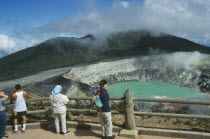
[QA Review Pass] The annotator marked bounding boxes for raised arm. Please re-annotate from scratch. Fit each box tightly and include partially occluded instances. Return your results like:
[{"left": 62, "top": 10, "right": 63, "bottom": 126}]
[{"left": 0, "top": 92, "right": 8, "bottom": 101}]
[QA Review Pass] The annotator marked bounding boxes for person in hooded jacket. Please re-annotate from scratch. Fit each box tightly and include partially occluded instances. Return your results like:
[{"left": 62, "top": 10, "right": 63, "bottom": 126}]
[{"left": 49, "top": 85, "right": 70, "bottom": 135}]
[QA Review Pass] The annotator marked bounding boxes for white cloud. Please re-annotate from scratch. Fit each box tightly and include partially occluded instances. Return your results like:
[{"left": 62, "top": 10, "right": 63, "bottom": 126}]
[
  {"left": 202, "top": 33, "right": 210, "bottom": 44},
  {"left": 113, "top": 1, "right": 130, "bottom": 8},
  {"left": 0, "top": 34, "right": 41, "bottom": 57},
  {"left": 2, "top": 0, "right": 210, "bottom": 57},
  {"left": 0, "top": 34, "right": 17, "bottom": 55},
  {"left": 121, "top": 1, "right": 129, "bottom": 8},
  {"left": 37, "top": 0, "right": 210, "bottom": 44}
]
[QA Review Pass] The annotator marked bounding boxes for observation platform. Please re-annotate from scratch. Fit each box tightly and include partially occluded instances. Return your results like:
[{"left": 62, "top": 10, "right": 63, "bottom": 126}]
[
  {"left": 5, "top": 121, "right": 191, "bottom": 139},
  {"left": 6, "top": 128, "right": 184, "bottom": 139}
]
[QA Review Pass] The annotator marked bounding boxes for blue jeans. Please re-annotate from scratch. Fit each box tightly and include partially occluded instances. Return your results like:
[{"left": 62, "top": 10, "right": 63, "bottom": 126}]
[{"left": 0, "top": 111, "right": 6, "bottom": 137}]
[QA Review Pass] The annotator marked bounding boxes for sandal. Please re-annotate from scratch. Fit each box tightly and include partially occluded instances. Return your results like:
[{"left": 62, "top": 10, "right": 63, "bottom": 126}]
[
  {"left": 12, "top": 131, "right": 19, "bottom": 134},
  {"left": 21, "top": 130, "right": 26, "bottom": 134}
]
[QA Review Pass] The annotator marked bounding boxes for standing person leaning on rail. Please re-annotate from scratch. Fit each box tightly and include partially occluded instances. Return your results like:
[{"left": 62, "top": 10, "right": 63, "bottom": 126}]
[
  {"left": 97, "top": 80, "right": 115, "bottom": 139},
  {"left": 10, "top": 84, "right": 30, "bottom": 134},
  {"left": 0, "top": 92, "right": 8, "bottom": 139},
  {"left": 49, "top": 85, "right": 70, "bottom": 135}
]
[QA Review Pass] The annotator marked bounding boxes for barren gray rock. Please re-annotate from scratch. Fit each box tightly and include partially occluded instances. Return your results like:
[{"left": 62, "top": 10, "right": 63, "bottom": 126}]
[{"left": 1, "top": 52, "right": 210, "bottom": 98}]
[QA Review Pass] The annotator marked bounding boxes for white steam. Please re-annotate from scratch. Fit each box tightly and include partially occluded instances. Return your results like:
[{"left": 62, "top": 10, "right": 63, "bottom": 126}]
[{"left": 165, "top": 51, "right": 207, "bottom": 70}]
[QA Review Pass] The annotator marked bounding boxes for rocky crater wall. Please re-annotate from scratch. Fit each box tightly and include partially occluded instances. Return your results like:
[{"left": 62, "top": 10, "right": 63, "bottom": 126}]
[
  {"left": 1, "top": 52, "right": 210, "bottom": 97},
  {"left": 63, "top": 52, "right": 210, "bottom": 91}
]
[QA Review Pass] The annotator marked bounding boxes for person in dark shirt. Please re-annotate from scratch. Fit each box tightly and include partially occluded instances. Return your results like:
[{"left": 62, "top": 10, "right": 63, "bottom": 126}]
[{"left": 98, "top": 80, "right": 115, "bottom": 139}]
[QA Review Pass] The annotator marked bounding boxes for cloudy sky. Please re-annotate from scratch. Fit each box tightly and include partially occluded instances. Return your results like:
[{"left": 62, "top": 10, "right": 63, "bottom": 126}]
[{"left": 1, "top": 0, "right": 210, "bottom": 57}]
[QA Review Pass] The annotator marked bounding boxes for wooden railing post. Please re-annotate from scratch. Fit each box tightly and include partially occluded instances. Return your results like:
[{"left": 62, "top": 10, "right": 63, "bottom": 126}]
[{"left": 124, "top": 89, "right": 136, "bottom": 130}]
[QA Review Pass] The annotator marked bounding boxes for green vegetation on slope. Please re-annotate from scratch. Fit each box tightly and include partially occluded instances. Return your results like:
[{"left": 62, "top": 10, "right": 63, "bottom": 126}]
[{"left": 0, "top": 38, "right": 101, "bottom": 80}]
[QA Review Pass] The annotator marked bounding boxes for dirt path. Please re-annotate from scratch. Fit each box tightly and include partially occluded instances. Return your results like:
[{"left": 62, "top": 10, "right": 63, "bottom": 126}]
[{"left": 6, "top": 128, "right": 185, "bottom": 139}]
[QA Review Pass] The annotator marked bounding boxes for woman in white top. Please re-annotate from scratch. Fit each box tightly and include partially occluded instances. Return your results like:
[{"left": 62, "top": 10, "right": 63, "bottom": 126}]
[{"left": 49, "top": 85, "right": 70, "bottom": 135}]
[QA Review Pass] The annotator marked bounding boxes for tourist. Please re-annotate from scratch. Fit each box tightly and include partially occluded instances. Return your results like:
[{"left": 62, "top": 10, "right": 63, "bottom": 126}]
[
  {"left": 97, "top": 80, "right": 115, "bottom": 139},
  {"left": 49, "top": 85, "right": 70, "bottom": 135},
  {"left": 0, "top": 91, "right": 8, "bottom": 139},
  {"left": 10, "top": 84, "right": 30, "bottom": 134}
]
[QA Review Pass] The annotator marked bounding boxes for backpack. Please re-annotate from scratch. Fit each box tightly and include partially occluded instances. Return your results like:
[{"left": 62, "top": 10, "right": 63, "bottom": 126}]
[{"left": 91, "top": 91, "right": 106, "bottom": 110}]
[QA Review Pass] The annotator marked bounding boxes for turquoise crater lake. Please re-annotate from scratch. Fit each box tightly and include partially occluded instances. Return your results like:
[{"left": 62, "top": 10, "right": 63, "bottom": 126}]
[{"left": 108, "top": 81, "right": 207, "bottom": 100}]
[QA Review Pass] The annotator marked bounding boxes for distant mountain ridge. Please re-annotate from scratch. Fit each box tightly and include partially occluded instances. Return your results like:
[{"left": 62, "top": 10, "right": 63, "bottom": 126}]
[{"left": 0, "top": 30, "right": 210, "bottom": 81}]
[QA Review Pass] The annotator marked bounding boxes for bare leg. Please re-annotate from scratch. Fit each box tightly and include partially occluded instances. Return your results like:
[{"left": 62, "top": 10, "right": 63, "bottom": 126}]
[
  {"left": 21, "top": 116, "right": 27, "bottom": 132},
  {"left": 22, "top": 116, "right": 27, "bottom": 124},
  {"left": 14, "top": 119, "right": 18, "bottom": 125},
  {"left": 14, "top": 119, "right": 19, "bottom": 133}
]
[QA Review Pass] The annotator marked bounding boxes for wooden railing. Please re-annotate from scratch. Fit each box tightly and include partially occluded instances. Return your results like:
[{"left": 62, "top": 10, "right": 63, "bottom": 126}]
[{"left": 5, "top": 89, "right": 210, "bottom": 130}]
